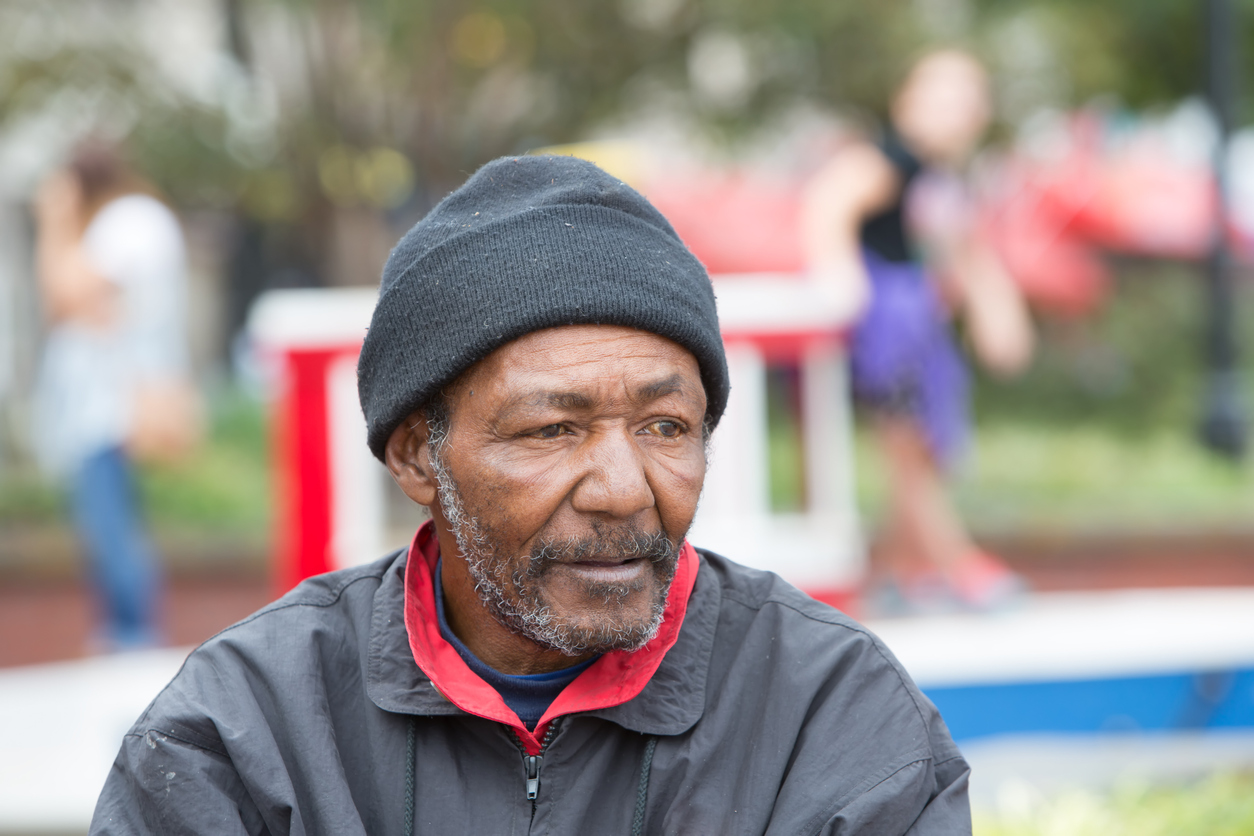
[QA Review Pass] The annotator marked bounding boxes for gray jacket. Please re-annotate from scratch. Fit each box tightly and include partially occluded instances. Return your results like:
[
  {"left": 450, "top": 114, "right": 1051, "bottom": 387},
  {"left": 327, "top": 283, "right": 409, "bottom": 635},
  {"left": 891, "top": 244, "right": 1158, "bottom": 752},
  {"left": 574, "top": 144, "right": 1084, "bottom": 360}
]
[{"left": 91, "top": 549, "right": 970, "bottom": 835}]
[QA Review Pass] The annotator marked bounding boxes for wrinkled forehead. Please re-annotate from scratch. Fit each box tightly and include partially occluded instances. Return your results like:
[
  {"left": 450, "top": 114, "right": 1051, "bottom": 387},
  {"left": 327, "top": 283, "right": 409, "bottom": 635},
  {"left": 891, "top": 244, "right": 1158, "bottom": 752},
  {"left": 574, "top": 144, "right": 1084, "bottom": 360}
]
[{"left": 445, "top": 324, "right": 706, "bottom": 408}]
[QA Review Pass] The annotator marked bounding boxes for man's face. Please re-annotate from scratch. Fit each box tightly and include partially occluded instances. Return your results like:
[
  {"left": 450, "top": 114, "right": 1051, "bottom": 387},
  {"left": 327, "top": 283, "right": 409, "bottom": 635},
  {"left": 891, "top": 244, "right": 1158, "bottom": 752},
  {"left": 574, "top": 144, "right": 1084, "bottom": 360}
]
[{"left": 426, "top": 325, "right": 708, "bottom": 656}]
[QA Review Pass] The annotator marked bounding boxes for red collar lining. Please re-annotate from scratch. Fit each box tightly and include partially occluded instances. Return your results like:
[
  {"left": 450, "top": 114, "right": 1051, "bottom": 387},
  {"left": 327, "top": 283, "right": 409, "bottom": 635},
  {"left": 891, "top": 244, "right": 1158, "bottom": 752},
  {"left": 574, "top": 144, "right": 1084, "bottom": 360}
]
[{"left": 402, "top": 521, "right": 698, "bottom": 754}]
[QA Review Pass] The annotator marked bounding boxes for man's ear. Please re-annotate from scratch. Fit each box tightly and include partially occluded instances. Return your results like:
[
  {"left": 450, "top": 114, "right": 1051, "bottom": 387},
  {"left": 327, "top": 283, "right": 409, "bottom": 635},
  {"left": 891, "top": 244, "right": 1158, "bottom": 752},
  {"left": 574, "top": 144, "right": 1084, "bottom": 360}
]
[{"left": 384, "top": 409, "right": 439, "bottom": 508}]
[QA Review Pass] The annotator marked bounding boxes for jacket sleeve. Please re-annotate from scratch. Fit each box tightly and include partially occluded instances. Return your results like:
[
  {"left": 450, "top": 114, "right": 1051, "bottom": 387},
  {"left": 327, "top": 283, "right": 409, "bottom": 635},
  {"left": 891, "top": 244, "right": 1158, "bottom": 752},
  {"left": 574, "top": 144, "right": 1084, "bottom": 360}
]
[
  {"left": 904, "top": 755, "right": 971, "bottom": 835},
  {"left": 811, "top": 754, "right": 971, "bottom": 835},
  {"left": 90, "top": 728, "right": 269, "bottom": 835},
  {"left": 761, "top": 619, "right": 973, "bottom": 836}
]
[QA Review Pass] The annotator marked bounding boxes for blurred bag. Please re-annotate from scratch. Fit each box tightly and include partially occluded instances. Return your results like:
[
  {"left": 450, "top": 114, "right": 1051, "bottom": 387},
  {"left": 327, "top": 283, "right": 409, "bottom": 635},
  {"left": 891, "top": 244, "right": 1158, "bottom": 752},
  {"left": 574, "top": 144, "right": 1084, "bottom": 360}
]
[{"left": 126, "top": 378, "right": 204, "bottom": 464}]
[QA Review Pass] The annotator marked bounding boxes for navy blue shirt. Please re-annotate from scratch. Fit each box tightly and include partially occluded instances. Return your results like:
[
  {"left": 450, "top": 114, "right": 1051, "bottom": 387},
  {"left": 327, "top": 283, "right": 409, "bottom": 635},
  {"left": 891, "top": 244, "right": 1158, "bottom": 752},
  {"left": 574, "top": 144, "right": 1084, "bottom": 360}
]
[
  {"left": 434, "top": 561, "right": 598, "bottom": 730},
  {"left": 859, "top": 131, "right": 926, "bottom": 264}
]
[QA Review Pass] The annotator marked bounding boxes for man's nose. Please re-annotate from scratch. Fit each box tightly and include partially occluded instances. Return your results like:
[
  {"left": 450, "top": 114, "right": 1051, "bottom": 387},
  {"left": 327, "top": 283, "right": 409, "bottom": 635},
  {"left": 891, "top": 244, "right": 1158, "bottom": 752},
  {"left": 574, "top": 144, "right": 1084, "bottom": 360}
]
[{"left": 568, "top": 428, "right": 655, "bottom": 519}]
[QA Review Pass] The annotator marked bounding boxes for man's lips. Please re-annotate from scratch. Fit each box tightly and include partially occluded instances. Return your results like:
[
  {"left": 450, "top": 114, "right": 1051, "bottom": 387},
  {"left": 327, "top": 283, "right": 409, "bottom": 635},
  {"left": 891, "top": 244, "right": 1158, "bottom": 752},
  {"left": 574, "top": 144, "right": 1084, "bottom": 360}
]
[
  {"left": 556, "top": 557, "right": 648, "bottom": 582},
  {"left": 565, "top": 556, "right": 641, "bottom": 567}
]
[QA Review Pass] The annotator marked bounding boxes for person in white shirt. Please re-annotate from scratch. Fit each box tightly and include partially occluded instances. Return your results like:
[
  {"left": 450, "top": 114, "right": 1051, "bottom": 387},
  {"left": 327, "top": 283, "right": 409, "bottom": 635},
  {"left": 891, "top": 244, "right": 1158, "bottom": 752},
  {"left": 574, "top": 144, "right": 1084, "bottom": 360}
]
[{"left": 33, "top": 141, "right": 194, "bottom": 650}]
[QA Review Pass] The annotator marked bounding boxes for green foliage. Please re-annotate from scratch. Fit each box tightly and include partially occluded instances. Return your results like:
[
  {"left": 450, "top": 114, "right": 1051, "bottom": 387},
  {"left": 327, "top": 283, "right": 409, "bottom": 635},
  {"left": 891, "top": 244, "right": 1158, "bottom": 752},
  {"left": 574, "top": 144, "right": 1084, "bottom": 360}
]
[
  {"left": 6, "top": 0, "right": 1249, "bottom": 221},
  {"left": 136, "top": 389, "right": 272, "bottom": 536},
  {"left": 951, "top": 422, "right": 1254, "bottom": 535},
  {"left": 0, "top": 463, "right": 64, "bottom": 524},
  {"left": 972, "top": 263, "right": 1254, "bottom": 436},
  {"left": 128, "top": 105, "right": 248, "bottom": 211},
  {"left": 245, "top": 0, "right": 906, "bottom": 176},
  {"left": 847, "top": 416, "right": 1254, "bottom": 538},
  {"left": 973, "top": 0, "right": 1254, "bottom": 121},
  {"left": 930, "top": 264, "right": 1254, "bottom": 533},
  {"left": 974, "top": 773, "right": 1254, "bottom": 836},
  {"left": 0, "top": 388, "right": 272, "bottom": 535}
]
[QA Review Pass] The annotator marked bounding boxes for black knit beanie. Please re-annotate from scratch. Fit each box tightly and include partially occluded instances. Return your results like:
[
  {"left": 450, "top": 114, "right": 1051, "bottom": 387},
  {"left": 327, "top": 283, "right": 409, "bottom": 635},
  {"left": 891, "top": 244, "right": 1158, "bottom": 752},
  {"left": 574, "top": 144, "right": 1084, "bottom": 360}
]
[{"left": 357, "top": 154, "right": 729, "bottom": 461}]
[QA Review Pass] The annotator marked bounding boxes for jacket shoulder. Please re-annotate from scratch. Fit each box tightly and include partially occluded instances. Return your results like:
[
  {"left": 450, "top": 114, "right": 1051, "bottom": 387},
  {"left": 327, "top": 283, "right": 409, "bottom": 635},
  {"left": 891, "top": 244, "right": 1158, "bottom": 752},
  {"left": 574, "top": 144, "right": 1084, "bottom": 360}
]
[
  {"left": 696, "top": 547, "right": 863, "bottom": 629},
  {"left": 695, "top": 548, "right": 905, "bottom": 685},
  {"left": 183, "top": 548, "right": 406, "bottom": 671},
  {"left": 127, "top": 551, "right": 406, "bottom": 740},
  {"left": 242, "top": 550, "right": 401, "bottom": 617},
  {"left": 694, "top": 548, "right": 959, "bottom": 750}
]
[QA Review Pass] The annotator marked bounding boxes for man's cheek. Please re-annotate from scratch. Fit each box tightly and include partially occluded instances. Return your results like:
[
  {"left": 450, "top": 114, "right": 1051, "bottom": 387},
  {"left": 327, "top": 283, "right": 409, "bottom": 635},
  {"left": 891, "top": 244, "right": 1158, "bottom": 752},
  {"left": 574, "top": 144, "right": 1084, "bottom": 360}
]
[
  {"left": 479, "top": 461, "right": 565, "bottom": 516},
  {"left": 658, "top": 447, "right": 707, "bottom": 489}
]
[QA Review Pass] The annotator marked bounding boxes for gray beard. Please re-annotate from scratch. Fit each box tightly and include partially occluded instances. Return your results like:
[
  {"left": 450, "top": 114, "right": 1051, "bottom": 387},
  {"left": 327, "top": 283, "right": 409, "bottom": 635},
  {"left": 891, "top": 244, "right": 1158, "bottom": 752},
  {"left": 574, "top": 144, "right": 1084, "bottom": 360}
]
[{"left": 428, "top": 443, "right": 678, "bottom": 657}]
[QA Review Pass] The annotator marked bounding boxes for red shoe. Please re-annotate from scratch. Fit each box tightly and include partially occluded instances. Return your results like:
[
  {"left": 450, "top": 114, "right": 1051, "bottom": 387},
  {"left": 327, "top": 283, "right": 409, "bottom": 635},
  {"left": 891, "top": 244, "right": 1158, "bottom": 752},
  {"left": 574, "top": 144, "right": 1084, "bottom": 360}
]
[
  {"left": 948, "top": 550, "right": 1027, "bottom": 611},
  {"left": 863, "top": 570, "right": 961, "bottom": 617}
]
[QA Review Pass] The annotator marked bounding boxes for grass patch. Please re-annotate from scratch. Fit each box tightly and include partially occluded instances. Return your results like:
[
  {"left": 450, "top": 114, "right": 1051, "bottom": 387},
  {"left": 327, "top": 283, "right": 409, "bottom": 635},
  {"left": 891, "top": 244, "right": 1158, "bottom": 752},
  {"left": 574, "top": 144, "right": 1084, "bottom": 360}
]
[
  {"left": 974, "top": 773, "right": 1254, "bottom": 836},
  {"left": 0, "top": 466, "right": 65, "bottom": 523},
  {"left": 772, "top": 409, "right": 1253, "bottom": 539},
  {"left": 953, "top": 423, "right": 1254, "bottom": 536},
  {"left": 0, "top": 387, "right": 273, "bottom": 537}
]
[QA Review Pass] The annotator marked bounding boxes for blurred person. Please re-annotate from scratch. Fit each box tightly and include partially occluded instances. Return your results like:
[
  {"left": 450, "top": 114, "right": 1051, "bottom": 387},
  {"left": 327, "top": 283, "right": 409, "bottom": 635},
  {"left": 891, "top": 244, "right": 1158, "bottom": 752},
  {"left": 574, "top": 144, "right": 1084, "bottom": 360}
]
[
  {"left": 92, "top": 155, "right": 970, "bottom": 834},
  {"left": 803, "top": 49, "right": 1035, "bottom": 612},
  {"left": 32, "top": 141, "right": 197, "bottom": 651}
]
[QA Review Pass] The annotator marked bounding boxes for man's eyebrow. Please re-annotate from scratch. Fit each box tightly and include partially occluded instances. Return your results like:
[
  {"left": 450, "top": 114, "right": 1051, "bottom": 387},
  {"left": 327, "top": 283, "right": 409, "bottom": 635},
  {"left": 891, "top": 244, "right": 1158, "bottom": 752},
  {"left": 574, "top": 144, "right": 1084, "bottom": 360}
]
[
  {"left": 544, "top": 391, "right": 594, "bottom": 410},
  {"left": 633, "top": 373, "right": 692, "bottom": 402},
  {"left": 497, "top": 374, "right": 697, "bottom": 418},
  {"left": 495, "top": 390, "right": 593, "bottom": 419}
]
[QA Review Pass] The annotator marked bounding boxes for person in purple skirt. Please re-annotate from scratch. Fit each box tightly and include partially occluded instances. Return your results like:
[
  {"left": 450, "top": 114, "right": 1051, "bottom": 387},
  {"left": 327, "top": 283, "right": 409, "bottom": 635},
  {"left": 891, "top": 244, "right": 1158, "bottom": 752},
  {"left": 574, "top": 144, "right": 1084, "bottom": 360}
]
[{"left": 804, "top": 49, "right": 1035, "bottom": 611}]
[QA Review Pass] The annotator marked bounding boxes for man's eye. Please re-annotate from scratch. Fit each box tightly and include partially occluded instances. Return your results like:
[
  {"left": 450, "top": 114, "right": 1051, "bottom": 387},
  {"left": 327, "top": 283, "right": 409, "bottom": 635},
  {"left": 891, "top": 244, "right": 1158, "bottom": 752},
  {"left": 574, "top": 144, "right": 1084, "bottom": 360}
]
[
  {"left": 645, "top": 420, "right": 683, "bottom": 438},
  {"left": 534, "top": 424, "right": 565, "bottom": 439}
]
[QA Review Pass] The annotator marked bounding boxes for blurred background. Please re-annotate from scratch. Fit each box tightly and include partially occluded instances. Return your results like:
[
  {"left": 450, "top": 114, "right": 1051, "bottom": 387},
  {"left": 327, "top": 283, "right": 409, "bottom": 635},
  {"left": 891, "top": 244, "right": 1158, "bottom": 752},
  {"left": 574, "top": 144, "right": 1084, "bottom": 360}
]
[{"left": 1, "top": 0, "right": 1253, "bottom": 833}]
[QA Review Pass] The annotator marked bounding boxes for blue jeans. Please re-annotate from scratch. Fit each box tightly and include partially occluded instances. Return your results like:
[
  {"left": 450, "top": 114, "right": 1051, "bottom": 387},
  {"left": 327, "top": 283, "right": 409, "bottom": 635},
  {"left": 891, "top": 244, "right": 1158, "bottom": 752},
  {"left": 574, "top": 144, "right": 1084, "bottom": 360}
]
[{"left": 70, "top": 446, "right": 162, "bottom": 648}]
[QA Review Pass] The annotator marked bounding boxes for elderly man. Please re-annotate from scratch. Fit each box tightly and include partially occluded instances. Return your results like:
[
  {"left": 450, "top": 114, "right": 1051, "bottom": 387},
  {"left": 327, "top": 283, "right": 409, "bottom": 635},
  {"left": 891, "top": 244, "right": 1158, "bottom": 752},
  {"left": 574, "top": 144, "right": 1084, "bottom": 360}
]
[{"left": 92, "top": 156, "right": 970, "bottom": 835}]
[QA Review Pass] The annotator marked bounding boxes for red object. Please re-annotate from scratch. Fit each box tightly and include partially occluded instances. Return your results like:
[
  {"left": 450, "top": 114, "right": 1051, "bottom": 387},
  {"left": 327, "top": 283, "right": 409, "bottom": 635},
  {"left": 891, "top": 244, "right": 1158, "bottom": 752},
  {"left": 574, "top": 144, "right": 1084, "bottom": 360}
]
[
  {"left": 983, "top": 165, "right": 1111, "bottom": 317},
  {"left": 641, "top": 115, "right": 1253, "bottom": 322},
  {"left": 273, "top": 346, "right": 359, "bottom": 594},
  {"left": 402, "top": 522, "right": 699, "bottom": 755},
  {"left": 806, "top": 587, "right": 862, "bottom": 619},
  {"left": 721, "top": 329, "right": 846, "bottom": 363},
  {"left": 1074, "top": 145, "right": 1216, "bottom": 259},
  {"left": 644, "top": 172, "right": 806, "bottom": 274},
  {"left": 646, "top": 162, "right": 1116, "bottom": 318}
]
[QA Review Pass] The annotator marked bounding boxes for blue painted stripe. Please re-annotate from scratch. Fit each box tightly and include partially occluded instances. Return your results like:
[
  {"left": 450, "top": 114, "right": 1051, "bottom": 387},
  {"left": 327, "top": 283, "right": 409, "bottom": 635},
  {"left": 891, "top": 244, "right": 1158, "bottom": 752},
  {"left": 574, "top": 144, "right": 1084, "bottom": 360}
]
[{"left": 922, "top": 668, "right": 1254, "bottom": 742}]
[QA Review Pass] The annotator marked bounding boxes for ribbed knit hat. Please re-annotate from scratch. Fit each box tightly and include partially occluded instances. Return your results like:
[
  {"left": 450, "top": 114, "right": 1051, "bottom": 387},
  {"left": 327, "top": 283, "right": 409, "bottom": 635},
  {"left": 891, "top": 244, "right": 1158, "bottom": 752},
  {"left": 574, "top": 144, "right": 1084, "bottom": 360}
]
[{"left": 357, "top": 154, "right": 729, "bottom": 461}]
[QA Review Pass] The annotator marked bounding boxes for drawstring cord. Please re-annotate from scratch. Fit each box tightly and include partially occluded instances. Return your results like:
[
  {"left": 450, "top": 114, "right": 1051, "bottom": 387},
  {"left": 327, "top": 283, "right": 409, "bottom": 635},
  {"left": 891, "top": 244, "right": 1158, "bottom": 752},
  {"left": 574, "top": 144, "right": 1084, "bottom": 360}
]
[
  {"left": 404, "top": 716, "right": 416, "bottom": 834},
  {"left": 630, "top": 735, "right": 658, "bottom": 836}
]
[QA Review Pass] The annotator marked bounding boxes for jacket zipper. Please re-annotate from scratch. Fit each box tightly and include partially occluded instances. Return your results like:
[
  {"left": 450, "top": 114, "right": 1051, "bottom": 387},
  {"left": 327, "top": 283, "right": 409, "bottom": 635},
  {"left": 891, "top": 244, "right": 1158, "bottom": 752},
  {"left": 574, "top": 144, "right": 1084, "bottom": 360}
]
[
  {"left": 524, "top": 752, "right": 542, "bottom": 801},
  {"left": 514, "top": 721, "right": 560, "bottom": 814}
]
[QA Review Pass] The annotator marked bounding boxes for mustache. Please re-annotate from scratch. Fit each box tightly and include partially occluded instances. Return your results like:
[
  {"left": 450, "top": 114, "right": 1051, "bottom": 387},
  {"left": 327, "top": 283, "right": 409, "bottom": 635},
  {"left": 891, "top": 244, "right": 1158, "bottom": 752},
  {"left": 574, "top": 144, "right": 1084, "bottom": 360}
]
[{"left": 524, "top": 527, "right": 678, "bottom": 575}]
